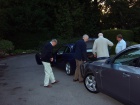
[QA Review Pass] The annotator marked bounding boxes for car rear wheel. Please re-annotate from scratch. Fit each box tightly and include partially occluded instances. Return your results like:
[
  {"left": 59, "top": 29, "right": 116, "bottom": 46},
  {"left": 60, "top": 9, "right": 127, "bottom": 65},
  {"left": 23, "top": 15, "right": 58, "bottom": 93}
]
[
  {"left": 84, "top": 74, "right": 99, "bottom": 93},
  {"left": 65, "top": 63, "right": 73, "bottom": 75}
]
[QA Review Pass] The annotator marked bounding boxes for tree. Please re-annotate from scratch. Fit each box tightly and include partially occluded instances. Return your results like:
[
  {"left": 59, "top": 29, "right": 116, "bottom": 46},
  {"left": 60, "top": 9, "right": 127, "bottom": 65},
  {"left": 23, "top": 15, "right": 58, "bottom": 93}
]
[
  {"left": 0, "top": 0, "right": 139, "bottom": 49},
  {"left": 80, "top": 0, "right": 103, "bottom": 36},
  {"left": 101, "top": 0, "right": 140, "bottom": 29}
]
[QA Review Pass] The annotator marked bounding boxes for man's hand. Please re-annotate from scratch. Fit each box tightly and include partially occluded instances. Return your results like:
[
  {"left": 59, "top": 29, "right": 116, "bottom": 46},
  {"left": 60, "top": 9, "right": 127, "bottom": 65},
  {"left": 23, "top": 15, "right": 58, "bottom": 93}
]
[
  {"left": 50, "top": 58, "right": 53, "bottom": 62},
  {"left": 94, "top": 54, "right": 97, "bottom": 58}
]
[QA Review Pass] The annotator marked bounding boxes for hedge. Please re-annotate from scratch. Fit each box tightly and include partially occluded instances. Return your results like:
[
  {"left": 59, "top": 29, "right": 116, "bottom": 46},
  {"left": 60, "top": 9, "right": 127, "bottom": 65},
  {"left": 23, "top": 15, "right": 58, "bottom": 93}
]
[
  {"left": 133, "top": 27, "right": 140, "bottom": 44},
  {"left": 11, "top": 32, "right": 52, "bottom": 50},
  {"left": 0, "top": 39, "right": 14, "bottom": 55},
  {"left": 102, "top": 29, "right": 134, "bottom": 44}
]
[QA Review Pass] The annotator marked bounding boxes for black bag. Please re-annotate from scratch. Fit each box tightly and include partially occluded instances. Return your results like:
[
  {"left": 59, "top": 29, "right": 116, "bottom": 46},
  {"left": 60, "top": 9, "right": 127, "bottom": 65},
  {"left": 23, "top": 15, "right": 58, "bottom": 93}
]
[{"left": 35, "top": 53, "right": 42, "bottom": 65}]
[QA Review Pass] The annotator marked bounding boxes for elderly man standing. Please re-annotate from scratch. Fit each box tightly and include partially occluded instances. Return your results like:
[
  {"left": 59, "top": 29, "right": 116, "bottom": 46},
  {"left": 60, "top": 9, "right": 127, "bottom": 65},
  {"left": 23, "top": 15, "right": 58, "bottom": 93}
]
[
  {"left": 41, "top": 39, "right": 59, "bottom": 88},
  {"left": 115, "top": 34, "right": 126, "bottom": 54},
  {"left": 92, "top": 33, "right": 114, "bottom": 60},
  {"left": 73, "top": 34, "right": 89, "bottom": 83}
]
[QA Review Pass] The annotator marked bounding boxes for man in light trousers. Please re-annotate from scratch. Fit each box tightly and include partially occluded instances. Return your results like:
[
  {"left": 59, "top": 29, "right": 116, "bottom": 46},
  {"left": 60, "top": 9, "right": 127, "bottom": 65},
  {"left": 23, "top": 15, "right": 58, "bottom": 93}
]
[{"left": 41, "top": 39, "right": 59, "bottom": 88}]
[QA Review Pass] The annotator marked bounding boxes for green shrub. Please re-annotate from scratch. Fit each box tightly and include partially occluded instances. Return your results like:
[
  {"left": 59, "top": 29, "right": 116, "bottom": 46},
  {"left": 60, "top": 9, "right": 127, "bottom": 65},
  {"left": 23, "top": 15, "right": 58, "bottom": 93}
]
[
  {"left": 9, "top": 32, "right": 51, "bottom": 50},
  {"left": 126, "top": 41, "right": 138, "bottom": 47},
  {"left": 102, "top": 29, "right": 134, "bottom": 44},
  {"left": 109, "top": 46, "right": 116, "bottom": 55},
  {"left": 0, "top": 40, "right": 14, "bottom": 55},
  {"left": 133, "top": 27, "right": 140, "bottom": 44},
  {"left": 12, "top": 49, "right": 24, "bottom": 54}
]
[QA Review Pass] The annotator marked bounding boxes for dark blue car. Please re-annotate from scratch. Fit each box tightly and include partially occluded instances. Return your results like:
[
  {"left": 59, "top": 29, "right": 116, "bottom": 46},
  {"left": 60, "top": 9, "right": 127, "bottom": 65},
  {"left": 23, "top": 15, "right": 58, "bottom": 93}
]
[{"left": 53, "top": 39, "right": 96, "bottom": 75}]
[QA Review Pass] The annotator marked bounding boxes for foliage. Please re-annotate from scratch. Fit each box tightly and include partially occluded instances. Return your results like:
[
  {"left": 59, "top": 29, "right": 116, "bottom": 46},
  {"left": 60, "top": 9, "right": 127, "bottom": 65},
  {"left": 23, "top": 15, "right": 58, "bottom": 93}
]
[
  {"left": 56, "top": 36, "right": 80, "bottom": 47},
  {"left": 0, "top": 0, "right": 56, "bottom": 49},
  {"left": 101, "top": 0, "right": 140, "bottom": 29},
  {"left": 133, "top": 27, "right": 140, "bottom": 43},
  {"left": 102, "top": 29, "right": 134, "bottom": 44},
  {"left": 109, "top": 46, "right": 116, "bottom": 55},
  {"left": 54, "top": 0, "right": 82, "bottom": 38},
  {"left": 13, "top": 32, "right": 52, "bottom": 50},
  {"left": 0, "top": 39, "right": 14, "bottom": 55},
  {"left": 0, "top": 0, "right": 139, "bottom": 49},
  {"left": 126, "top": 41, "right": 138, "bottom": 47}
]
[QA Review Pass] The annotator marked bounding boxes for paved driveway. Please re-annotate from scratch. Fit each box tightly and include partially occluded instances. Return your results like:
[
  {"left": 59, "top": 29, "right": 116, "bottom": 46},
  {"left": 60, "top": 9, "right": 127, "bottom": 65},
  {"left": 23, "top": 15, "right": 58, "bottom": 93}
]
[{"left": 0, "top": 54, "right": 123, "bottom": 105}]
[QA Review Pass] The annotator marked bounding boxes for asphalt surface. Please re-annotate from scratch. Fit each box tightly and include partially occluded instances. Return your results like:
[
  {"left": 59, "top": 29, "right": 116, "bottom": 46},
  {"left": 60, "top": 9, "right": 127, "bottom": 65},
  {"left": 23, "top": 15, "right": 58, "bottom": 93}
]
[{"left": 0, "top": 54, "right": 123, "bottom": 105}]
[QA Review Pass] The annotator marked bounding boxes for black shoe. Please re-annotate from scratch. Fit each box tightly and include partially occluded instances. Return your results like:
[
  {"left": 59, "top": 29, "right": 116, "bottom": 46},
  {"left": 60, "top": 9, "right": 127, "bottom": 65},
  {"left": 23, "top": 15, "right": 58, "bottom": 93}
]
[
  {"left": 44, "top": 85, "right": 52, "bottom": 88},
  {"left": 73, "top": 79, "right": 78, "bottom": 82},
  {"left": 51, "top": 80, "right": 59, "bottom": 84},
  {"left": 79, "top": 81, "right": 83, "bottom": 83}
]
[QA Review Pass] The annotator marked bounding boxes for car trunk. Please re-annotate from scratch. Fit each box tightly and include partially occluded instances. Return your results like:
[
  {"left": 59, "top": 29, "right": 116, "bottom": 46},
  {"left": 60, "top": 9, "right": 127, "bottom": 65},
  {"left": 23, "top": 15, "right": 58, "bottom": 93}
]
[{"left": 86, "top": 39, "right": 97, "bottom": 61}]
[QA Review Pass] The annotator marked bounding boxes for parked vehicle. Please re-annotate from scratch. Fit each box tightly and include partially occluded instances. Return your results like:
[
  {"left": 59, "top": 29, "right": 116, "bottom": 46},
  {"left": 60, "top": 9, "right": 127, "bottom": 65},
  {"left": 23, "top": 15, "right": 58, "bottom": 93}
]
[
  {"left": 80, "top": 44, "right": 140, "bottom": 105},
  {"left": 53, "top": 38, "right": 96, "bottom": 75}
]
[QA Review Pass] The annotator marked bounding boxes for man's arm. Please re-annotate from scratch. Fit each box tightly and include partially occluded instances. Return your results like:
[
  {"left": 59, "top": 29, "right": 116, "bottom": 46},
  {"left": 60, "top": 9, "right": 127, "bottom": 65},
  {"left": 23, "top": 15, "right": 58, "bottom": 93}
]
[
  {"left": 81, "top": 42, "right": 87, "bottom": 62},
  {"left": 107, "top": 39, "right": 114, "bottom": 46},
  {"left": 92, "top": 41, "right": 97, "bottom": 55}
]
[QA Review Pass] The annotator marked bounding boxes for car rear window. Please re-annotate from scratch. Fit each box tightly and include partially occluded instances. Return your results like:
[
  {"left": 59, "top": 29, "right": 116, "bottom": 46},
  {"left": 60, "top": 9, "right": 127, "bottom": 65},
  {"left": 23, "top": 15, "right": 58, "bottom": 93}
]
[{"left": 86, "top": 40, "right": 94, "bottom": 49}]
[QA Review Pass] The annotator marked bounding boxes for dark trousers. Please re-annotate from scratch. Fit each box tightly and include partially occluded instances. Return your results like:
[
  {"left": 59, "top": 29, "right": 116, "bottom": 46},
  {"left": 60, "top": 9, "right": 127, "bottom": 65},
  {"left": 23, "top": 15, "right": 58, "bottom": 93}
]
[{"left": 74, "top": 59, "right": 83, "bottom": 82}]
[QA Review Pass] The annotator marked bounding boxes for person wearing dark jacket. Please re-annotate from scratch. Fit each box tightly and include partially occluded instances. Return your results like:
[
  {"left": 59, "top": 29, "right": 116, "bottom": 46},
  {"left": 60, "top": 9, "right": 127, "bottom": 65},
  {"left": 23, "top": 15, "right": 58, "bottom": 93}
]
[
  {"left": 73, "top": 34, "right": 89, "bottom": 82},
  {"left": 41, "top": 39, "right": 59, "bottom": 88}
]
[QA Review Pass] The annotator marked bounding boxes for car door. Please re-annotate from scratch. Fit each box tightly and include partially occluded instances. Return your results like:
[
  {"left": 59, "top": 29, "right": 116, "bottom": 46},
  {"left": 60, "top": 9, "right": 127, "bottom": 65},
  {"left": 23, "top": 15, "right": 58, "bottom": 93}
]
[
  {"left": 55, "top": 46, "right": 67, "bottom": 66},
  {"left": 101, "top": 63, "right": 130, "bottom": 103},
  {"left": 62, "top": 46, "right": 73, "bottom": 60},
  {"left": 101, "top": 48, "right": 140, "bottom": 103},
  {"left": 128, "top": 49, "right": 140, "bottom": 105},
  {"left": 62, "top": 46, "right": 75, "bottom": 65},
  {"left": 130, "top": 67, "right": 140, "bottom": 105}
]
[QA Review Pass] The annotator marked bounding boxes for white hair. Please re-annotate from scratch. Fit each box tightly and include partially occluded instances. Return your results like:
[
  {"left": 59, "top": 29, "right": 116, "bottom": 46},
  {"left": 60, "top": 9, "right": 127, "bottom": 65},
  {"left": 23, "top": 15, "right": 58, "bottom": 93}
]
[
  {"left": 51, "top": 39, "right": 57, "bottom": 43},
  {"left": 83, "top": 34, "right": 89, "bottom": 39},
  {"left": 98, "top": 33, "right": 103, "bottom": 37}
]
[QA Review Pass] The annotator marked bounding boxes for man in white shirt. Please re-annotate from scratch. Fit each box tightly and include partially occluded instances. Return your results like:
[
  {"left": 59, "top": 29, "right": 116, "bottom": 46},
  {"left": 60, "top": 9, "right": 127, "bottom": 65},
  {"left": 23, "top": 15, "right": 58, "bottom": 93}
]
[
  {"left": 92, "top": 33, "right": 114, "bottom": 59},
  {"left": 115, "top": 34, "right": 126, "bottom": 54}
]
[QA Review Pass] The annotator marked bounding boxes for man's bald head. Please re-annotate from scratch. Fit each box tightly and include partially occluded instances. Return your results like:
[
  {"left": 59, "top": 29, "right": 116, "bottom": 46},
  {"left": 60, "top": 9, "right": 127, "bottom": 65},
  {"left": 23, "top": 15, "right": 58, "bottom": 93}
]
[
  {"left": 83, "top": 34, "right": 89, "bottom": 42},
  {"left": 98, "top": 33, "right": 103, "bottom": 37}
]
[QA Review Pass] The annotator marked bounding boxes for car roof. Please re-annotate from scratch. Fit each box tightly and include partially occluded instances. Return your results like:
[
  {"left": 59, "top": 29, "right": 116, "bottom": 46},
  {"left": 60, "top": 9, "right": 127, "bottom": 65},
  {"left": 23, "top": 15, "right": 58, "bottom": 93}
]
[
  {"left": 63, "top": 38, "right": 97, "bottom": 47},
  {"left": 64, "top": 43, "right": 75, "bottom": 47},
  {"left": 126, "top": 44, "right": 140, "bottom": 49},
  {"left": 88, "top": 38, "right": 97, "bottom": 41},
  {"left": 64, "top": 40, "right": 140, "bottom": 50}
]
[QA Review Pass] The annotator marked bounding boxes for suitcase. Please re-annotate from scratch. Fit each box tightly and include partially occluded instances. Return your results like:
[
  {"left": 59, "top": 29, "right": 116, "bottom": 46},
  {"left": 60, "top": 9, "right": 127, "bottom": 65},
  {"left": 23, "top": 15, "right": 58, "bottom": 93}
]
[{"left": 35, "top": 53, "right": 42, "bottom": 65}]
